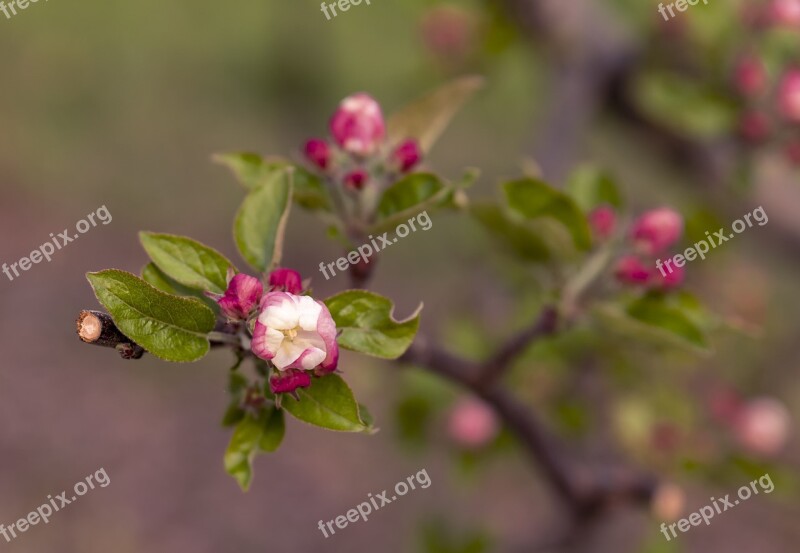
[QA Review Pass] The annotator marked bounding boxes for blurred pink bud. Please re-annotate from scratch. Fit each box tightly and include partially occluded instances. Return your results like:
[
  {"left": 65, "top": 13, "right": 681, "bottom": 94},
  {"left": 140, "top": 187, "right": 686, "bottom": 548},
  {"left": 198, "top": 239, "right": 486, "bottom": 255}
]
[
  {"left": 390, "top": 139, "right": 423, "bottom": 173},
  {"left": 708, "top": 386, "right": 743, "bottom": 424},
  {"left": 447, "top": 398, "right": 499, "bottom": 449},
  {"left": 784, "top": 140, "right": 800, "bottom": 165},
  {"left": 268, "top": 268, "right": 303, "bottom": 295},
  {"left": 217, "top": 273, "right": 263, "bottom": 320},
  {"left": 653, "top": 263, "right": 684, "bottom": 290},
  {"left": 330, "top": 93, "right": 385, "bottom": 156},
  {"left": 269, "top": 369, "right": 312, "bottom": 395},
  {"left": 734, "top": 55, "right": 767, "bottom": 97},
  {"left": 738, "top": 111, "right": 771, "bottom": 143},
  {"left": 343, "top": 169, "right": 369, "bottom": 191},
  {"left": 769, "top": 0, "right": 800, "bottom": 25},
  {"left": 735, "top": 397, "right": 791, "bottom": 456},
  {"left": 614, "top": 255, "right": 651, "bottom": 286},
  {"left": 630, "top": 208, "right": 683, "bottom": 255},
  {"left": 588, "top": 205, "right": 616, "bottom": 240},
  {"left": 303, "top": 138, "right": 331, "bottom": 170},
  {"left": 651, "top": 483, "right": 685, "bottom": 522},
  {"left": 420, "top": 5, "right": 477, "bottom": 63},
  {"left": 778, "top": 69, "right": 800, "bottom": 123}
]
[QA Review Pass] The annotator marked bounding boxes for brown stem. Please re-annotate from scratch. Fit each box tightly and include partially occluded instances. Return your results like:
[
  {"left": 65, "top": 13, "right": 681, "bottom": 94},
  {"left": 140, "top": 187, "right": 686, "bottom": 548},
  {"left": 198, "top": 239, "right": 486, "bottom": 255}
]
[{"left": 76, "top": 310, "right": 145, "bottom": 360}]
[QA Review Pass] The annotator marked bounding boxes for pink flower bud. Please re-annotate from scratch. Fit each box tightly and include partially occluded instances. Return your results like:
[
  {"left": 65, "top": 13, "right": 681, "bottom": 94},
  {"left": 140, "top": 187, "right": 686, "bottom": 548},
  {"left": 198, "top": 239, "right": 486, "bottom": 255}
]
[
  {"left": 343, "top": 169, "right": 369, "bottom": 191},
  {"left": 329, "top": 93, "right": 385, "bottom": 156},
  {"left": 738, "top": 111, "right": 771, "bottom": 143},
  {"left": 734, "top": 397, "right": 791, "bottom": 456},
  {"left": 778, "top": 69, "right": 800, "bottom": 123},
  {"left": 614, "top": 255, "right": 651, "bottom": 286},
  {"left": 217, "top": 273, "right": 263, "bottom": 320},
  {"left": 734, "top": 55, "right": 767, "bottom": 97},
  {"left": 708, "top": 386, "right": 743, "bottom": 424},
  {"left": 269, "top": 369, "right": 312, "bottom": 395},
  {"left": 652, "top": 263, "right": 685, "bottom": 290},
  {"left": 420, "top": 5, "right": 477, "bottom": 63},
  {"left": 588, "top": 205, "right": 616, "bottom": 240},
  {"left": 769, "top": 0, "right": 800, "bottom": 25},
  {"left": 268, "top": 268, "right": 303, "bottom": 295},
  {"left": 390, "top": 139, "right": 423, "bottom": 173},
  {"left": 303, "top": 138, "right": 331, "bottom": 170},
  {"left": 630, "top": 208, "right": 683, "bottom": 255},
  {"left": 447, "top": 398, "right": 499, "bottom": 449}
]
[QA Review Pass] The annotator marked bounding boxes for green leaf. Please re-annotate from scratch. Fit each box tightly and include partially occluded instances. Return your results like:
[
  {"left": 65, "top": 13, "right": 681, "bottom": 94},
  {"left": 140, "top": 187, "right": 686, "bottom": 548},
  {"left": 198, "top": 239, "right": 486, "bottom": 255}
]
[
  {"left": 387, "top": 75, "right": 484, "bottom": 153},
  {"left": 377, "top": 173, "right": 453, "bottom": 225},
  {"left": 282, "top": 374, "right": 371, "bottom": 433},
  {"left": 503, "top": 178, "right": 592, "bottom": 250},
  {"left": 139, "top": 233, "right": 235, "bottom": 294},
  {"left": 141, "top": 263, "right": 219, "bottom": 312},
  {"left": 233, "top": 167, "right": 293, "bottom": 271},
  {"left": 565, "top": 165, "right": 623, "bottom": 211},
  {"left": 471, "top": 202, "right": 550, "bottom": 262},
  {"left": 631, "top": 71, "right": 737, "bottom": 138},
  {"left": 86, "top": 269, "right": 215, "bottom": 362},
  {"left": 325, "top": 290, "right": 421, "bottom": 359},
  {"left": 625, "top": 294, "right": 708, "bottom": 349},
  {"left": 215, "top": 153, "right": 332, "bottom": 211},
  {"left": 224, "top": 407, "right": 285, "bottom": 491}
]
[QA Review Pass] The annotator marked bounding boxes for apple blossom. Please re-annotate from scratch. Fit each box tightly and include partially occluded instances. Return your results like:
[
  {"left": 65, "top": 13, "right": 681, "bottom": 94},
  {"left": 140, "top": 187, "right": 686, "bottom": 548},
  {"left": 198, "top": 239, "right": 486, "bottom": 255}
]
[
  {"left": 630, "top": 208, "right": 683, "bottom": 255},
  {"left": 652, "top": 264, "right": 685, "bottom": 290},
  {"left": 343, "top": 169, "right": 369, "bottom": 191},
  {"left": 330, "top": 93, "right": 385, "bottom": 156},
  {"left": 769, "top": 0, "right": 800, "bottom": 26},
  {"left": 269, "top": 369, "right": 312, "bottom": 395},
  {"left": 251, "top": 292, "right": 339, "bottom": 380}
]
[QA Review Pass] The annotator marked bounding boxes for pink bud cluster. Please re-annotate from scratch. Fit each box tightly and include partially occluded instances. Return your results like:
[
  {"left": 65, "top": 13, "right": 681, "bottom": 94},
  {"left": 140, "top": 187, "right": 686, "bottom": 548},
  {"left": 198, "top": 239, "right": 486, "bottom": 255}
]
[
  {"left": 614, "top": 207, "right": 685, "bottom": 290},
  {"left": 211, "top": 268, "right": 339, "bottom": 396},
  {"left": 302, "top": 93, "right": 423, "bottom": 193}
]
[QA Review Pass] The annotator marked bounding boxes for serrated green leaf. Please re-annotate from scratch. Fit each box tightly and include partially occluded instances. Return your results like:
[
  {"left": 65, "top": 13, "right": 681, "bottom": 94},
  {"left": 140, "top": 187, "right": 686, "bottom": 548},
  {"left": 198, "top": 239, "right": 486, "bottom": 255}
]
[
  {"left": 325, "top": 290, "right": 421, "bottom": 359},
  {"left": 233, "top": 167, "right": 293, "bottom": 271},
  {"left": 141, "top": 263, "right": 219, "bottom": 312},
  {"left": 387, "top": 75, "right": 484, "bottom": 153},
  {"left": 471, "top": 202, "right": 550, "bottom": 262},
  {"left": 566, "top": 165, "right": 623, "bottom": 211},
  {"left": 282, "top": 374, "right": 370, "bottom": 433},
  {"left": 224, "top": 407, "right": 285, "bottom": 491},
  {"left": 503, "top": 178, "right": 592, "bottom": 250},
  {"left": 139, "top": 233, "right": 235, "bottom": 294},
  {"left": 86, "top": 269, "right": 215, "bottom": 362},
  {"left": 625, "top": 295, "right": 708, "bottom": 349}
]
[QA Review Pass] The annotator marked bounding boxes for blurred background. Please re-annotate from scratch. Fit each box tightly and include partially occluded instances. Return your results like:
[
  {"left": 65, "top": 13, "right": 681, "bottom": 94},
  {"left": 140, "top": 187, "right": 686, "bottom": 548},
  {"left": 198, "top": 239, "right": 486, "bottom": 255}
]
[{"left": 1, "top": 0, "right": 799, "bottom": 552}]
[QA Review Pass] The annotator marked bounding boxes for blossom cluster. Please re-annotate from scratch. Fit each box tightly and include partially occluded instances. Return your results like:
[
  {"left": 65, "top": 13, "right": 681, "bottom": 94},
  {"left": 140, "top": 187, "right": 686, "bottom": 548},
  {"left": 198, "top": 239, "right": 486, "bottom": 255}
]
[
  {"left": 209, "top": 268, "right": 339, "bottom": 395},
  {"left": 302, "top": 93, "right": 423, "bottom": 192}
]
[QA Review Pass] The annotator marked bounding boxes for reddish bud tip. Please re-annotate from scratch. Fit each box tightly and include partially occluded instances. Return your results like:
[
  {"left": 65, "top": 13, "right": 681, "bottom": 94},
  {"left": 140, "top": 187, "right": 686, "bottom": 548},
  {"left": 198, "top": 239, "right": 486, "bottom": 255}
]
[
  {"left": 390, "top": 139, "right": 423, "bottom": 173},
  {"left": 217, "top": 273, "right": 263, "bottom": 320},
  {"left": 630, "top": 207, "right": 683, "bottom": 255},
  {"left": 268, "top": 268, "right": 304, "bottom": 295},
  {"left": 269, "top": 369, "right": 312, "bottom": 395},
  {"left": 615, "top": 255, "right": 651, "bottom": 286},
  {"left": 330, "top": 93, "right": 385, "bottom": 156},
  {"left": 303, "top": 138, "right": 331, "bottom": 170},
  {"left": 343, "top": 169, "right": 369, "bottom": 191},
  {"left": 588, "top": 205, "right": 616, "bottom": 241},
  {"left": 734, "top": 55, "right": 767, "bottom": 97},
  {"left": 653, "top": 263, "right": 685, "bottom": 290}
]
